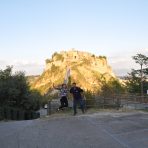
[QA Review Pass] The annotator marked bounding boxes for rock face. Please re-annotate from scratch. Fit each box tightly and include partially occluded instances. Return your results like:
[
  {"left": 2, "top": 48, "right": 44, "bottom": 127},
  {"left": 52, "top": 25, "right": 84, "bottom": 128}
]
[{"left": 31, "top": 49, "right": 116, "bottom": 94}]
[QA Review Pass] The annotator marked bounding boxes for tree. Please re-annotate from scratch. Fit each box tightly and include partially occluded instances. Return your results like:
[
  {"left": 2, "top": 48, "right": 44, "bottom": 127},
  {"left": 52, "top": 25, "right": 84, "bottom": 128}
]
[
  {"left": 100, "top": 78, "right": 125, "bottom": 97},
  {"left": 125, "top": 69, "right": 141, "bottom": 94},
  {"left": 125, "top": 69, "right": 148, "bottom": 94},
  {"left": 0, "top": 66, "right": 42, "bottom": 111},
  {"left": 132, "top": 54, "right": 148, "bottom": 96}
]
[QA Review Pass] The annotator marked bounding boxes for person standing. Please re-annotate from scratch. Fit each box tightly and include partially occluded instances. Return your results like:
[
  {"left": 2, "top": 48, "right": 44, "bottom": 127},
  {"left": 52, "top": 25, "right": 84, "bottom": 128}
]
[
  {"left": 53, "top": 83, "right": 69, "bottom": 110},
  {"left": 70, "top": 82, "right": 84, "bottom": 115}
]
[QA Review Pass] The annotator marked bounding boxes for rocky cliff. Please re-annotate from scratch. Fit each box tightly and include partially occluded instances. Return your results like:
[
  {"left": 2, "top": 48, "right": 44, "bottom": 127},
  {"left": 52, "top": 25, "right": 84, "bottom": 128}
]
[{"left": 31, "top": 49, "right": 116, "bottom": 94}]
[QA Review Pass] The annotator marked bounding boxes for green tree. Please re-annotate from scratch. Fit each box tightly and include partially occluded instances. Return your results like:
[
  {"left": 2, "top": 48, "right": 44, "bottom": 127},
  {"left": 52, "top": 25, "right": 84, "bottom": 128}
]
[
  {"left": 125, "top": 69, "right": 141, "bottom": 94},
  {"left": 84, "top": 90, "right": 95, "bottom": 107},
  {"left": 125, "top": 69, "right": 148, "bottom": 94},
  {"left": 132, "top": 54, "right": 148, "bottom": 96},
  {"left": 0, "top": 66, "right": 42, "bottom": 111},
  {"left": 100, "top": 78, "right": 125, "bottom": 97}
]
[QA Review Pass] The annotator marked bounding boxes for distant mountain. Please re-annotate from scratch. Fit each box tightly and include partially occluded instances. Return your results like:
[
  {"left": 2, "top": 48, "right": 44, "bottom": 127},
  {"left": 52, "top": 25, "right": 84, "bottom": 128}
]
[{"left": 31, "top": 49, "right": 116, "bottom": 94}]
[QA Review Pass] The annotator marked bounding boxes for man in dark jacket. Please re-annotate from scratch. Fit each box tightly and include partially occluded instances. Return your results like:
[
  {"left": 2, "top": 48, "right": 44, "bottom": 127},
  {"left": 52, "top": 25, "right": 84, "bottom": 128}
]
[{"left": 70, "top": 82, "right": 84, "bottom": 115}]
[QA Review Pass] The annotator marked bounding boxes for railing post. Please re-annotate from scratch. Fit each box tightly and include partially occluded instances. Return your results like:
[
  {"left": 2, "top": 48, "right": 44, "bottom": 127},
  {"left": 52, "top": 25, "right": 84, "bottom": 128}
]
[
  {"left": 116, "top": 98, "right": 120, "bottom": 110},
  {"left": 47, "top": 100, "right": 51, "bottom": 115}
]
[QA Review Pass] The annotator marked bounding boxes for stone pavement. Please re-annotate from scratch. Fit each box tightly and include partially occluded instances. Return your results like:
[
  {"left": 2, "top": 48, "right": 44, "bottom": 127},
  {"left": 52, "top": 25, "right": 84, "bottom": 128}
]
[{"left": 0, "top": 111, "right": 148, "bottom": 148}]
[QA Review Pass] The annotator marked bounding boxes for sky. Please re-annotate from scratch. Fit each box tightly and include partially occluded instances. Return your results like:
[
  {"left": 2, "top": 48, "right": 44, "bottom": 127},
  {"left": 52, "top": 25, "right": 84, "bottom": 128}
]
[{"left": 0, "top": 0, "right": 148, "bottom": 76}]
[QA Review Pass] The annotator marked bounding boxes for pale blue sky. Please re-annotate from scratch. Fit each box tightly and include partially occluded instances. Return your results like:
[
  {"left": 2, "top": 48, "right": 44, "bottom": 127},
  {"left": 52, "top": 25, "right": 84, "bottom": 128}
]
[{"left": 0, "top": 0, "right": 148, "bottom": 75}]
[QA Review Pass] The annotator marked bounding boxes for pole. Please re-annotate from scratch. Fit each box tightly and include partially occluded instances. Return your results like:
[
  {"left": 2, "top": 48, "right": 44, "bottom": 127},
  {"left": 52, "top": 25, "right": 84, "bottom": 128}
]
[
  {"left": 47, "top": 100, "right": 51, "bottom": 115},
  {"left": 140, "top": 64, "right": 144, "bottom": 101}
]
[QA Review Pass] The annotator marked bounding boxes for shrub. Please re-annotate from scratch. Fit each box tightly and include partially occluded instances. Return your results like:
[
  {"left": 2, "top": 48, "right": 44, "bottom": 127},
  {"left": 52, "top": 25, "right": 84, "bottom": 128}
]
[
  {"left": 98, "top": 56, "right": 106, "bottom": 59},
  {"left": 51, "top": 64, "right": 59, "bottom": 73},
  {"left": 45, "top": 59, "right": 52, "bottom": 64},
  {"left": 52, "top": 52, "right": 64, "bottom": 61}
]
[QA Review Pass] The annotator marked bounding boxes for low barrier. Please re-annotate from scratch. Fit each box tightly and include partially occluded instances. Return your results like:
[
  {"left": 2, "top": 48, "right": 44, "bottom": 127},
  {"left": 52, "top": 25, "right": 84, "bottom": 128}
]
[
  {"left": 47, "top": 95, "right": 148, "bottom": 115},
  {"left": 0, "top": 107, "right": 40, "bottom": 121}
]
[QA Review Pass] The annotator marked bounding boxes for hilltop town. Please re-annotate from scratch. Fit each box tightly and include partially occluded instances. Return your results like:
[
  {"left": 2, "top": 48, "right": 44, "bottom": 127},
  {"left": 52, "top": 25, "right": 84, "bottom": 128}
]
[{"left": 31, "top": 49, "right": 116, "bottom": 94}]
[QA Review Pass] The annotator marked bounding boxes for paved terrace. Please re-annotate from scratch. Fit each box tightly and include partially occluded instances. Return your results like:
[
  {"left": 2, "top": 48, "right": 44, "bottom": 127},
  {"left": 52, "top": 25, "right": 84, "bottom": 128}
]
[{"left": 0, "top": 111, "right": 148, "bottom": 148}]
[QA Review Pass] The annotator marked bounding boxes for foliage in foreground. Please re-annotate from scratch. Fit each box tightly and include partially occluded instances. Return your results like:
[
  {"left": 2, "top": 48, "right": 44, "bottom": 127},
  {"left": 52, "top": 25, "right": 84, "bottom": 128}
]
[{"left": 0, "top": 66, "right": 42, "bottom": 111}]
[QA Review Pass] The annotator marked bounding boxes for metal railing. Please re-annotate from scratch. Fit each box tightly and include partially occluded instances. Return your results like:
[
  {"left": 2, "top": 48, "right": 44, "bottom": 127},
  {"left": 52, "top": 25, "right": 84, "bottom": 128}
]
[
  {"left": 0, "top": 107, "right": 40, "bottom": 121},
  {"left": 47, "top": 94, "right": 148, "bottom": 115}
]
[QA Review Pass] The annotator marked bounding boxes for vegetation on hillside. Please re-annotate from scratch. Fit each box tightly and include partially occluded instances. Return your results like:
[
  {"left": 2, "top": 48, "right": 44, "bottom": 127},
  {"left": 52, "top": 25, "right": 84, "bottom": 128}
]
[
  {"left": 52, "top": 52, "right": 64, "bottom": 61},
  {"left": 45, "top": 59, "right": 52, "bottom": 64},
  {"left": 100, "top": 77, "right": 125, "bottom": 97},
  {"left": 98, "top": 56, "right": 107, "bottom": 59}
]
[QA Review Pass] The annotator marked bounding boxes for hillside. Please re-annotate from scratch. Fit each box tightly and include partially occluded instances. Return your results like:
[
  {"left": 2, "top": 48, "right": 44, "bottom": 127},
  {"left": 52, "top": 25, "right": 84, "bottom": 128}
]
[
  {"left": 31, "top": 49, "right": 116, "bottom": 94},
  {"left": 27, "top": 75, "right": 40, "bottom": 84}
]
